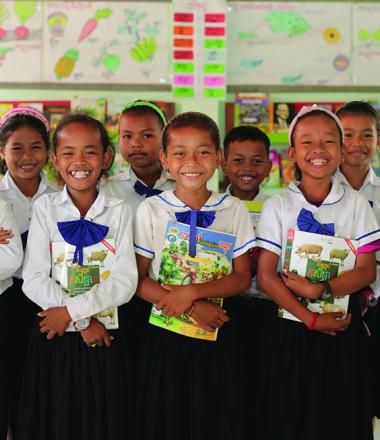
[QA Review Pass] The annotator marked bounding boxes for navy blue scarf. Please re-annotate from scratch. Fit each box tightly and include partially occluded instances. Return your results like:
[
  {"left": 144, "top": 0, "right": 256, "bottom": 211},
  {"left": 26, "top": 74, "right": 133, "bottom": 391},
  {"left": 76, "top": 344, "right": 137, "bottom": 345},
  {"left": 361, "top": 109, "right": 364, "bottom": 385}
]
[
  {"left": 175, "top": 210, "right": 215, "bottom": 257},
  {"left": 134, "top": 180, "right": 162, "bottom": 198},
  {"left": 57, "top": 219, "right": 109, "bottom": 265},
  {"left": 297, "top": 208, "right": 334, "bottom": 236}
]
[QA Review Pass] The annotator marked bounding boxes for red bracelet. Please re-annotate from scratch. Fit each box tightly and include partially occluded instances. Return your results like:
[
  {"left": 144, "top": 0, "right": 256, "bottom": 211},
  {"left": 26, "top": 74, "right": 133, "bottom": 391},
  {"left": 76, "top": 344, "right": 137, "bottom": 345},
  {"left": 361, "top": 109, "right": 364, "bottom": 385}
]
[{"left": 307, "top": 312, "right": 319, "bottom": 331}]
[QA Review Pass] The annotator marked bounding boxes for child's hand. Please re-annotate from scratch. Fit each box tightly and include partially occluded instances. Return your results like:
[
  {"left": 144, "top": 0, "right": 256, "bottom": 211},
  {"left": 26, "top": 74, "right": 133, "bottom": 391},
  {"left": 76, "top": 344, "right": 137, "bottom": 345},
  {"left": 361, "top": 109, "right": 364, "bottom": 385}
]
[
  {"left": 313, "top": 312, "right": 352, "bottom": 336},
  {"left": 0, "top": 227, "right": 13, "bottom": 244},
  {"left": 280, "top": 270, "right": 322, "bottom": 299},
  {"left": 80, "top": 318, "right": 113, "bottom": 348},
  {"left": 157, "top": 284, "right": 197, "bottom": 317},
  {"left": 190, "top": 300, "right": 230, "bottom": 332},
  {"left": 38, "top": 306, "right": 72, "bottom": 339}
]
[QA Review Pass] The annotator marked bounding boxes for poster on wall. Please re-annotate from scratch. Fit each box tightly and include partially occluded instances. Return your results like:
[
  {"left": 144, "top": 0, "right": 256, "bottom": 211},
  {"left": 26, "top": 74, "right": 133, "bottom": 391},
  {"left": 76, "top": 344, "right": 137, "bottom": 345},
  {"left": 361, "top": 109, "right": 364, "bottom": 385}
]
[
  {"left": 0, "top": 0, "right": 42, "bottom": 82},
  {"left": 42, "top": 1, "right": 170, "bottom": 84},
  {"left": 172, "top": 0, "right": 227, "bottom": 100},
  {"left": 352, "top": 3, "right": 380, "bottom": 85},
  {"left": 227, "top": 2, "right": 352, "bottom": 86}
]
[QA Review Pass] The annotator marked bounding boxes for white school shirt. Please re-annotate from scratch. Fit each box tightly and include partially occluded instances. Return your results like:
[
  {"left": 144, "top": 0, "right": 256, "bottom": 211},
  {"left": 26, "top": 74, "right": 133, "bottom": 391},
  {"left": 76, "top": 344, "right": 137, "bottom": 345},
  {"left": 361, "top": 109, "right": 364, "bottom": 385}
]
[
  {"left": 22, "top": 186, "right": 138, "bottom": 322},
  {"left": 0, "top": 195, "right": 23, "bottom": 294},
  {"left": 225, "top": 184, "right": 270, "bottom": 299},
  {"left": 256, "top": 180, "right": 380, "bottom": 277},
  {"left": 104, "top": 166, "right": 176, "bottom": 215},
  {"left": 334, "top": 167, "right": 380, "bottom": 297},
  {"left": 134, "top": 189, "right": 256, "bottom": 281},
  {"left": 0, "top": 171, "right": 56, "bottom": 278}
]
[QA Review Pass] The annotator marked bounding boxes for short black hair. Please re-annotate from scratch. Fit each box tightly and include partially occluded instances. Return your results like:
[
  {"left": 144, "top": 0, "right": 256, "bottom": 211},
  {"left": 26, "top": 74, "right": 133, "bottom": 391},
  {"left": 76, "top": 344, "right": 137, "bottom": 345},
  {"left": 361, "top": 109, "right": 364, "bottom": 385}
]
[
  {"left": 0, "top": 114, "right": 50, "bottom": 174},
  {"left": 336, "top": 101, "right": 379, "bottom": 134},
  {"left": 223, "top": 125, "right": 270, "bottom": 159},
  {"left": 52, "top": 114, "right": 115, "bottom": 175},
  {"left": 162, "top": 112, "right": 220, "bottom": 152},
  {"left": 120, "top": 100, "right": 167, "bottom": 130}
]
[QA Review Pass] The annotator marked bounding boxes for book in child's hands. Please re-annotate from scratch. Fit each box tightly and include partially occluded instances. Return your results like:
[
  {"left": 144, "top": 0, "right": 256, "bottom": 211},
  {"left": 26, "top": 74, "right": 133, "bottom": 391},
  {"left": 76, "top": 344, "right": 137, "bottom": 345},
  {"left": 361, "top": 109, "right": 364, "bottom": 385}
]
[
  {"left": 279, "top": 229, "right": 358, "bottom": 322},
  {"left": 51, "top": 239, "right": 118, "bottom": 331},
  {"left": 149, "top": 221, "right": 236, "bottom": 341}
]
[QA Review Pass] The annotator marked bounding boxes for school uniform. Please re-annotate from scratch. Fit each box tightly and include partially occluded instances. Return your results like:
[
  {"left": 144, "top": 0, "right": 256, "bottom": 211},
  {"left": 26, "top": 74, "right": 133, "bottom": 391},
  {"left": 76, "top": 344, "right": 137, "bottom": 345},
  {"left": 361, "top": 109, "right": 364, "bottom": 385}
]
[
  {"left": 0, "top": 171, "right": 54, "bottom": 437},
  {"left": 17, "top": 186, "right": 138, "bottom": 440},
  {"left": 105, "top": 166, "right": 176, "bottom": 215},
  {"left": 134, "top": 189, "right": 255, "bottom": 440},
  {"left": 254, "top": 180, "right": 380, "bottom": 440},
  {"left": 335, "top": 167, "right": 380, "bottom": 418}
]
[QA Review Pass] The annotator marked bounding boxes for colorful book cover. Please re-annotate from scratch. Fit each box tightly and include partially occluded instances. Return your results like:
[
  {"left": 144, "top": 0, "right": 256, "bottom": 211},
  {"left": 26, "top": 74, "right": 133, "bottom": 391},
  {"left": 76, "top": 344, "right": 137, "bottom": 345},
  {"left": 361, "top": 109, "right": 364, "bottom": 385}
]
[
  {"left": 51, "top": 239, "right": 118, "bottom": 331},
  {"left": 149, "top": 221, "right": 236, "bottom": 341},
  {"left": 273, "top": 102, "right": 296, "bottom": 132},
  {"left": 262, "top": 150, "right": 281, "bottom": 190},
  {"left": 234, "top": 93, "right": 273, "bottom": 133},
  {"left": 243, "top": 200, "right": 264, "bottom": 229},
  {"left": 280, "top": 229, "right": 358, "bottom": 321}
]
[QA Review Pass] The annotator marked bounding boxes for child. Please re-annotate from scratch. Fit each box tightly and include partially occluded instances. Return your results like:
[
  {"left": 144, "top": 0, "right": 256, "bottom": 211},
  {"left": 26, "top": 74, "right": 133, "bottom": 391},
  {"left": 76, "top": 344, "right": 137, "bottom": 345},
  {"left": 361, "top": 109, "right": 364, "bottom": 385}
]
[
  {"left": 0, "top": 107, "right": 55, "bottom": 437},
  {"left": 17, "top": 114, "right": 138, "bottom": 440},
  {"left": 134, "top": 112, "right": 255, "bottom": 440},
  {"left": 106, "top": 99, "right": 175, "bottom": 214},
  {"left": 0, "top": 196, "right": 22, "bottom": 440},
  {"left": 255, "top": 105, "right": 380, "bottom": 440},
  {"left": 335, "top": 101, "right": 380, "bottom": 421}
]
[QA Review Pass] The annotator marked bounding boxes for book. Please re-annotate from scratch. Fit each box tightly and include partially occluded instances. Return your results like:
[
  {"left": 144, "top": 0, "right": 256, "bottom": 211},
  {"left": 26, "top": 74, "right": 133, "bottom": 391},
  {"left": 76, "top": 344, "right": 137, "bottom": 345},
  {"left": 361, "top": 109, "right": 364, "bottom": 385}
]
[
  {"left": 149, "top": 221, "right": 236, "bottom": 341},
  {"left": 243, "top": 200, "right": 264, "bottom": 229},
  {"left": 279, "top": 229, "right": 359, "bottom": 321},
  {"left": 51, "top": 239, "right": 118, "bottom": 331},
  {"left": 234, "top": 93, "right": 273, "bottom": 133}
]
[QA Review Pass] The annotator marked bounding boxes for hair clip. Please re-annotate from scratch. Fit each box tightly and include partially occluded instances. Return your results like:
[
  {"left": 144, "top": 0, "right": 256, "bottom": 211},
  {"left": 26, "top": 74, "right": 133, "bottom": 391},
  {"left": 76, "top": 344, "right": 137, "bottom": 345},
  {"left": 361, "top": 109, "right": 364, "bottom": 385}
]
[
  {"left": 0, "top": 107, "right": 50, "bottom": 132},
  {"left": 122, "top": 100, "right": 167, "bottom": 125}
]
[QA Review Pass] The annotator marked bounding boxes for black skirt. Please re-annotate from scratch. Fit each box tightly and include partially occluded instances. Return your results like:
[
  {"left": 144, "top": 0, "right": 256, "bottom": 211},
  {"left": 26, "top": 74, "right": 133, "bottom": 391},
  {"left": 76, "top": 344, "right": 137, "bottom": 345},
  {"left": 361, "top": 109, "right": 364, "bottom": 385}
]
[
  {"left": 0, "top": 278, "right": 40, "bottom": 440},
  {"left": 254, "top": 293, "right": 373, "bottom": 440},
  {"left": 16, "top": 303, "right": 134, "bottom": 440},
  {"left": 135, "top": 296, "right": 249, "bottom": 440}
]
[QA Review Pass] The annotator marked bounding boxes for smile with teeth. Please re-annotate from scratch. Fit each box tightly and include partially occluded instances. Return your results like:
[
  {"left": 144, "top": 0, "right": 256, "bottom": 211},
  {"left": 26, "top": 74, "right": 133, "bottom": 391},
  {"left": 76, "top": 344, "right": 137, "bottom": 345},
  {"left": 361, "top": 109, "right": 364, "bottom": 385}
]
[
  {"left": 19, "top": 164, "right": 36, "bottom": 170},
  {"left": 69, "top": 170, "right": 91, "bottom": 179},
  {"left": 238, "top": 175, "right": 256, "bottom": 182},
  {"left": 182, "top": 172, "right": 202, "bottom": 177},
  {"left": 309, "top": 158, "right": 327, "bottom": 166}
]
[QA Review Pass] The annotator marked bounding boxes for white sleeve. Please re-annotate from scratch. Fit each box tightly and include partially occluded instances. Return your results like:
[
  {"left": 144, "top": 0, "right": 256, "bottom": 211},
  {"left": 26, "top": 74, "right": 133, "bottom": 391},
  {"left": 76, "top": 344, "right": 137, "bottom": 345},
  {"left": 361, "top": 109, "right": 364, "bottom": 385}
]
[
  {"left": 0, "top": 198, "right": 23, "bottom": 279},
  {"left": 231, "top": 200, "right": 256, "bottom": 258},
  {"left": 22, "top": 197, "right": 67, "bottom": 309},
  {"left": 354, "top": 193, "right": 380, "bottom": 246},
  {"left": 65, "top": 202, "right": 138, "bottom": 321},
  {"left": 134, "top": 200, "right": 155, "bottom": 259},
  {"left": 256, "top": 196, "right": 283, "bottom": 256}
]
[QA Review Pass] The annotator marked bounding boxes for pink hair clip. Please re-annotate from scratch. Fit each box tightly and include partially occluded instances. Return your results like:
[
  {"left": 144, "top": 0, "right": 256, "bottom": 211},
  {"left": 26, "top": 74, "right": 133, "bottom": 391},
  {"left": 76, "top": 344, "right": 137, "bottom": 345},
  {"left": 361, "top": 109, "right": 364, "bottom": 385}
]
[{"left": 0, "top": 106, "right": 50, "bottom": 132}]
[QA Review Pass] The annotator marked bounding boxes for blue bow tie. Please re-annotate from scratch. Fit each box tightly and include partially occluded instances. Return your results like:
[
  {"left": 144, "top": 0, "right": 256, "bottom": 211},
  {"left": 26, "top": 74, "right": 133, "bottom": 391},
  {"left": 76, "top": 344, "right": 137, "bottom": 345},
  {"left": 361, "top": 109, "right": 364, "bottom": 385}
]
[
  {"left": 175, "top": 210, "right": 216, "bottom": 257},
  {"left": 134, "top": 180, "right": 162, "bottom": 198},
  {"left": 21, "top": 231, "right": 29, "bottom": 250},
  {"left": 297, "top": 208, "right": 334, "bottom": 236},
  {"left": 57, "top": 219, "right": 109, "bottom": 265}
]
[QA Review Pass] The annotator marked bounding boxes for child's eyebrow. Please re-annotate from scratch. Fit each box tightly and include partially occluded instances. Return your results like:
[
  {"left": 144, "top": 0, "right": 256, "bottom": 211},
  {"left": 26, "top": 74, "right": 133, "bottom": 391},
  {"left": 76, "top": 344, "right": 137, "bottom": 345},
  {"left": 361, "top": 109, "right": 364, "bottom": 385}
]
[{"left": 121, "top": 127, "right": 155, "bottom": 133}]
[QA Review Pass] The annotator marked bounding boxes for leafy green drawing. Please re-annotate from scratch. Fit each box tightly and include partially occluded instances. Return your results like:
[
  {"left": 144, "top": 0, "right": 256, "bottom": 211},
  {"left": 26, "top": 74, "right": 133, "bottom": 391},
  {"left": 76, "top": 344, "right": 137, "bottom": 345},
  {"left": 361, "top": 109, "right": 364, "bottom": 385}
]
[
  {"left": 266, "top": 11, "right": 310, "bottom": 37},
  {"left": 281, "top": 74, "right": 303, "bottom": 85},
  {"left": 14, "top": 0, "right": 36, "bottom": 24}
]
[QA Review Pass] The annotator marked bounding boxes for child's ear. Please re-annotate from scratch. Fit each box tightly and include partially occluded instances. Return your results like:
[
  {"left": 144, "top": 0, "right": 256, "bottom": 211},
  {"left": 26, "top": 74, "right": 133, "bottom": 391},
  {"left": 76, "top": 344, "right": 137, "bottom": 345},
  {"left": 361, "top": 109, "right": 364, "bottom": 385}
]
[
  {"left": 0, "top": 147, "right": 5, "bottom": 160},
  {"left": 103, "top": 149, "right": 113, "bottom": 170},
  {"left": 216, "top": 149, "right": 223, "bottom": 168},
  {"left": 221, "top": 157, "right": 228, "bottom": 176},
  {"left": 287, "top": 146, "right": 295, "bottom": 162},
  {"left": 51, "top": 153, "right": 59, "bottom": 171},
  {"left": 159, "top": 149, "right": 169, "bottom": 171},
  {"left": 341, "top": 143, "right": 347, "bottom": 163},
  {"left": 264, "top": 159, "right": 273, "bottom": 177}
]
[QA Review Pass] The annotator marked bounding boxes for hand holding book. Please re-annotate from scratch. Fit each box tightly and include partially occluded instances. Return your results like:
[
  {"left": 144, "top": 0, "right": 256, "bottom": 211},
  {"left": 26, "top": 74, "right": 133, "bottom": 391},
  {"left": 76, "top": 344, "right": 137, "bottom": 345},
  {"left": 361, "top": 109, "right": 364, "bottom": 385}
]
[
  {"left": 190, "top": 300, "right": 229, "bottom": 332},
  {"left": 157, "top": 283, "right": 197, "bottom": 317},
  {"left": 80, "top": 318, "right": 114, "bottom": 348},
  {"left": 281, "top": 269, "right": 324, "bottom": 299}
]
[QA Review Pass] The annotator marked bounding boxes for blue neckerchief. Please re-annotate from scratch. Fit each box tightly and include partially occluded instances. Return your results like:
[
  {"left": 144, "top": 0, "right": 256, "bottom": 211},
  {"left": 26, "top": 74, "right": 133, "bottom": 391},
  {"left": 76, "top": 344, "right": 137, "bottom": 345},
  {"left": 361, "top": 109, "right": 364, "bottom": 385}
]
[
  {"left": 57, "top": 219, "right": 109, "bottom": 265},
  {"left": 175, "top": 210, "right": 216, "bottom": 257},
  {"left": 297, "top": 208, "right": 334, "bottom": 236},
  {"left": 21, "top": 230, "right": 28, "bottom": 250},
  {"left": 134, "top": 180, "right": 162, "bottom": 198}
]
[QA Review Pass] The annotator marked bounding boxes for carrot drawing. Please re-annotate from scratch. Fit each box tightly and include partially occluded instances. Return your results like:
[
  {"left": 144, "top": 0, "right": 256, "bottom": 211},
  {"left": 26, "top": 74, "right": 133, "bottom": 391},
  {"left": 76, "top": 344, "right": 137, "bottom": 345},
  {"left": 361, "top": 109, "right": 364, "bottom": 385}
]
[{"left": 78, "top": 8, "right": 112, "bottom": 43}]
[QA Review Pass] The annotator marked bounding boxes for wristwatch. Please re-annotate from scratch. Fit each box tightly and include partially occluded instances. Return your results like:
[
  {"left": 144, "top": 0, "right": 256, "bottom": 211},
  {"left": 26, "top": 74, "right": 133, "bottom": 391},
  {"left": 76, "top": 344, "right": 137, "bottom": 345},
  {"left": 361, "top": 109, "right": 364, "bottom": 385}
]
[
  {"left": 320, "top": 281, "right": 332, "bottom": 300},
  {"left": 74, "top": 317, "right": 91, "bottom": 331}
]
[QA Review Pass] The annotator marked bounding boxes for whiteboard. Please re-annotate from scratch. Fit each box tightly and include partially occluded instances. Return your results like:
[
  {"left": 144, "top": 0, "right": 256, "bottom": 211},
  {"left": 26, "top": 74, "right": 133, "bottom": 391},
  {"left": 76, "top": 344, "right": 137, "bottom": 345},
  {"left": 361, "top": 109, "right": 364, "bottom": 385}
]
[
  {"left": 227, "top": 2, "right": 352, "bottom": 86},
  {"left": 352, "top": 3, "right": 380, "bottom": 86},
  {"left": 0, "top": 0, "right": 42, "bottom": 82},
  {"left": 42, "top": 1, "right": 170, "bottom": 84}
]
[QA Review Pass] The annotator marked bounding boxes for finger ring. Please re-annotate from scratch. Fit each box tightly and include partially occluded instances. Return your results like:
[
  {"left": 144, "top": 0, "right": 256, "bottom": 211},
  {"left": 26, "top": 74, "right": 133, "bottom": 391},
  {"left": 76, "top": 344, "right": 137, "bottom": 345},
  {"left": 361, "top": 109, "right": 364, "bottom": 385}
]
[{"left": 90, "top": 342, "right": 98, "bottom": 348}]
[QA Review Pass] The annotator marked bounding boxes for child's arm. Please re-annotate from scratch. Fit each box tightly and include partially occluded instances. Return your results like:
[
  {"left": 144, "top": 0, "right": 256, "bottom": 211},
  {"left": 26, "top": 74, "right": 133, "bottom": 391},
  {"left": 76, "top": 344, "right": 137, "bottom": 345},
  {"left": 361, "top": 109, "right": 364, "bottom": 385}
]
[
  {"left": 156, "top": 252, "right": 251, "bottom": 317},
  {"left": 0, "top": 198, "right": 23, "bottom": 280},
  {"left": 257, "top": 249, "right": 351, "bottom": 335},
  {"left": 189, "top": 300, "right": 229, "bottom": 331},
  {"left": 281, "top": 252, "right": 376, "bottom": 299},
  {"left": 79, "top": 318, "right": 113, "bottom": 348}
]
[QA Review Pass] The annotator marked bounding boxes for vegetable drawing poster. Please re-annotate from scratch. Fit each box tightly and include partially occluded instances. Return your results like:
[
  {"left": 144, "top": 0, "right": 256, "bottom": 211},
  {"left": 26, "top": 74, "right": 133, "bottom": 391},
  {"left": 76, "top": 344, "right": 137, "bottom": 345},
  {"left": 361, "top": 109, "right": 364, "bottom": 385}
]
[
  {"left": 42, "top": 1, "right": 170, "bottom": 84},
  {"left": 352, "top": 3, "right": 380, "bottom": 85},
  {"left": 0, "top": 0, "right": 42, "bottom": 82},
  {"left": 227, "top": 2, "right": 352, "bottom": 86}
]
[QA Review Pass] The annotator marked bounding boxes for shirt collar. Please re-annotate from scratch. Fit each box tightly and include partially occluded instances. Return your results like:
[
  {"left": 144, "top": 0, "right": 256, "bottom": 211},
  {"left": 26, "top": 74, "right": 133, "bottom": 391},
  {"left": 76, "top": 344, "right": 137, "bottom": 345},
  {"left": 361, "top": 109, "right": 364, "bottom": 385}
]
[
  {"left": 288, "top": 179, "right": 345, "bottom": 206},
  {"left": 0, "top": 171, "right": 51, "bottom": 199},
  {"left": 225, "top": 184, "right": 267, "bottom": 201},
  {"left": 117, "top": 166, "right": 174, "bottom": 188},
  {"left": 334, "top": 167, "right": 380, "bottom": 189},
  {"left": 155, "top": 189, "right": 235, "bottom": 211}
]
